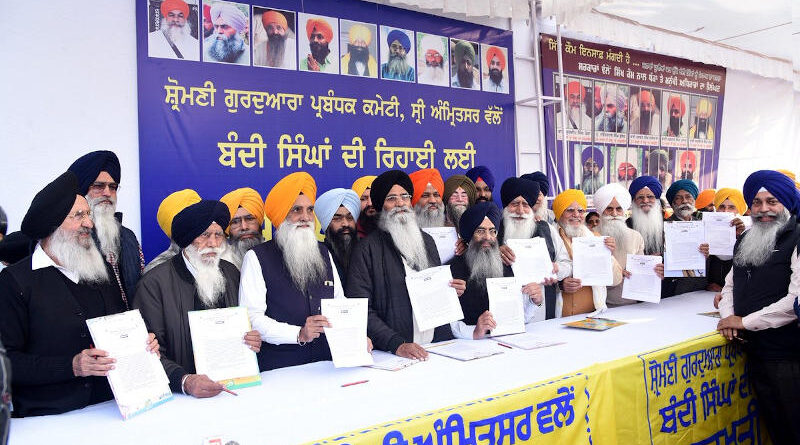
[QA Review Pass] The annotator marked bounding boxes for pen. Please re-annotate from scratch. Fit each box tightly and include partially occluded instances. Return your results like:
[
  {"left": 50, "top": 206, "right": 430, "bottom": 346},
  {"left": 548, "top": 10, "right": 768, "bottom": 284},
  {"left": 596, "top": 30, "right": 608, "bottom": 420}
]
[
  {"left": 221, "top": 386, "right": 238, "bottom": 396},
  {"left": 341, "top": 380, "right": 369, "bottom": 387},
  {"left": 497, "top": 343, "right": 513, "bottom": 349}
]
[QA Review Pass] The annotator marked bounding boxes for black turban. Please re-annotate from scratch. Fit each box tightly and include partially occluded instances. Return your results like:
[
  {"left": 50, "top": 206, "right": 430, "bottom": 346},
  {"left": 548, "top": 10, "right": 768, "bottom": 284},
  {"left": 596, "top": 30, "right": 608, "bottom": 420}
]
[
  {"left": 0, "top": 231, "right": 36, "bottom": 265},
  {"left": 370, "top": 170, "right": 414, "bottom": 211},
  {"left": 68, "top": 150, "right": 121, "bottom": 195},
  {"left": 21, "top": 171, "right": 80, "bottom": 240},
  {"left": 500, "top": 177, "right": 540, "bottom": 208},
  {"left": 459, "top": 202, "right": 501, "bottom": 241},
  {"left": 520, "top": 171, "right": 549, "bottom": 196},
  {"left": 171, "top": 200, "right": 231, "bottom": 249}
]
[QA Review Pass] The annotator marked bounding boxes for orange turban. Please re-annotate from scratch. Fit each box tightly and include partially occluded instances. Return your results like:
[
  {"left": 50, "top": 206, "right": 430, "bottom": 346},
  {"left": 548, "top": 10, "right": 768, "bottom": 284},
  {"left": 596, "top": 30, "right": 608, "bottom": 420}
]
[
  {"left": 351, "top": 175, "right": 376, "bottom": 197},
  {"left": 485, "top": 46, "right": 506, "bottom": 71},
  {"left": 566, "top": 81, "right": 581, "bottom": 98},
  {"left": 220, "top": 187, "right": 265, "bottom": 234},
  {"left": 776, "top": 169, "right": 800, "bottom": 189},
  {"left": 409, "top": 168, "right": 444, "bottom": 205},
  {"left": 261, "top": 10, "right": 288, "bottom": 30},
  {"left": 157, "top": 189, "right": 201, "bottom": 239},
  {"left": 552, "top": 189, "right": 586, "bottom": 220},
  {"left": 640, "top": 90, "right": 654, "bottom": 106},
  {"left": 668, "top": 95, "right": 686, "bottom": 117},
  {"left": 306, "top": 18, "right": 333, "bottom": 43},
  {"left": 713, "top": 188, "right": 747, "bottom": 215},
  {"left": 695, "top": 188, "right": 716, "bottom": 210},
  {"left": 680, "top": 151, "right": 696, "bottom": 169},
  {"left": 265, "top": 172, "right": 317, "bottom": 227},
  {"left": 160, "top": 0, "right": 189, "bottom": 17}
]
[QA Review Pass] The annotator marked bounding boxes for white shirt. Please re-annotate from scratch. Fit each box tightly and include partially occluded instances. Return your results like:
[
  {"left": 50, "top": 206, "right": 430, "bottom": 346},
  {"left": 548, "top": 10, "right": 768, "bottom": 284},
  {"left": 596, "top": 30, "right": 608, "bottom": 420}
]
[
  {"left": 239, "top": 249, "right": 345, "bottom": 345},
  {"left": 718, "top": 247, "right": 799, "bottom": 331},
  {"left": 147, "top": 30, "right": 199, "bottom": 61},
  {"left": 31, "top": 242, "right": 78, "bottom": 284}
]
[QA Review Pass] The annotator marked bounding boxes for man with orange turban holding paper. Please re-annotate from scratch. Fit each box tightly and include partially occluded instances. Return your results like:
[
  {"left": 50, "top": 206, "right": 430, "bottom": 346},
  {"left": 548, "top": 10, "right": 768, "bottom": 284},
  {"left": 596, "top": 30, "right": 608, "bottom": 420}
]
[
  {"left": 145, "top": 189, "right": 202, "bottom": 274},
  {"left": 484, "top": 46, "right": 508, "bottom": 93},
  {"left": 220, "top": 187, "right": 265, "bottom": 269},
  {"left": 410, "top": 168, "right": 446, "bottom": 228},
  {"left": 300, "top": 17, "right": 336, "bottom": 73},
  {"left": 254, "top": 9, "right": 296, "bottom": 69},
  {"left": 148, "top": 0, "right": 199, "bottom": 61}
]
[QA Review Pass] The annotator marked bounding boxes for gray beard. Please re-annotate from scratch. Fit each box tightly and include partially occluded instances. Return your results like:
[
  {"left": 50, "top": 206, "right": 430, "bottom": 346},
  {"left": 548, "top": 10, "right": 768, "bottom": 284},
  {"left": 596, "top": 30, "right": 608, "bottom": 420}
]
[
  {"left": 465, "top": 241, "right": 504, "bottom": 285},
  {"left": 559, "top": 222, "right": 588, "bottom": 239},
  {"left": 144, "top": 241, "right": 180, "bottom": 274},
  {"left": 162, "top": 18, "right": 190, "bottom": 43},
  {"left": 378, "top": 206, "right": 429, "bottom": 271},
  {"left": 599, "top": 216, "right": 629, "bottom": 254},
  {"left": 734, "top": 209, "right": 791, "bottom": 268},
  {"left": 88, "top": 196, "right": 120, "bottom": 258},
  {"left": 47, "top": 226, "right": 109, "bottom": 284},
  {"left": 424, "top": 64, "right": 445, "bottom": 81},
  {"left": 502, "top": 208, "right": 535, "bottom": 244},
  {"left": 208, "top": 33, "right": 245, "bottom": 62},
  {"left": 631, "top": 201, "right": 664, "bottom": 254},
  {"left": 266, "top": 35, "right": 286, "bottom": 67},
  {"left": 534, "top": 205, "right": 549, "bottom": 222},
  {"left": 228, "top": 232, "right": 264, "bottom": 269},
  {"left": 446, "top": 203, "right": 467, "bottom": 230},
  {"left": 275, "top": 221, "right": 326, "bottom": 292},
  {"left": 675, "top": 204, "right": 696, "bottom": 220},
  {"left": 387, "top": 56, "right": 410, "bottom": 77},
  {"left": 184, "top": 244, "right": 226, "bottom": 307},
  {"left": 414, "top": 202, "right": 445, "bottom": 228}
]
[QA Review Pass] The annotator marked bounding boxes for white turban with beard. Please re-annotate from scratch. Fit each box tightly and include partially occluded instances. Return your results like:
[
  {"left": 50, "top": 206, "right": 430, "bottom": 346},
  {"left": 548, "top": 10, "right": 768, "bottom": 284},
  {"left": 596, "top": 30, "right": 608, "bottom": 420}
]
[
  {"left": 275, "top": 220, "right": 327, "bottom": 291},
  {"left": 379, "top": 206, "right": 429, "bottom": 271},
  {"left": 734, "top": 208, "right": 791, "bottom": 268},
  {"left": 598, "top": 212, "right": 630, "bottom": 255},
  {"left": 47, "top": 225, "right": 109, "bottom": 284},
  {"left": 184, "top": 243, "right": 226, "bottom": 308}
]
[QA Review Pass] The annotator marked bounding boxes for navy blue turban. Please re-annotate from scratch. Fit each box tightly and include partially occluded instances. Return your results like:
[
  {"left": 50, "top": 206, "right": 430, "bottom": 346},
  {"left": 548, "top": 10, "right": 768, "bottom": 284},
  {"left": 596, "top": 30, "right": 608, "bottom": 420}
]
[
  {"left": 629, "top": 176, "right": 662, "bottom": 199},
  {"left": 743, "top": 170, "right": 800, "bottom": 214},
  {"left": 459, "top": 202, "right": 501, "bottom": 241},
  {"left": 371, "top": 170, "right": 414, "bottom": 211},
  {"left": 68, "top": 150, "right": 121, "bottom": 195},
  {"left": 172, "top": 200, "right": 231, "bottom": 249},
  {"left": 387, "top": 29, "right": 411, "bottom": 52},
  {"left": 665, "top": 179, "right": 699, "bottom": 205},
  {"left": 0, "top": 231, "right": 36, "bottom": 265},
  {"left": 520, "top": 171, "right": 549, "bottom": 196},
  {"left": 500, "top": 177, "right": 540, "bottom": 208},
  {"left": 465, "top": 166, "right": 496, "bottom": 191},
  {"left": 21, "top": 171, "right": 80, "bottom": 240}
]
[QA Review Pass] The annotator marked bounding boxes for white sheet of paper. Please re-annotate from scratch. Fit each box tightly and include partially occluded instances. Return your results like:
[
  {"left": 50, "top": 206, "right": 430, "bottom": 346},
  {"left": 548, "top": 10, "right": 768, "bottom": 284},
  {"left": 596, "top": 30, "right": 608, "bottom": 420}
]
[
  {"left": 505, "top": 238, "right": 554, "bottom": 284},
  {"left": 422, "top": 227, "right": 459, "bottom": 264},
  {"left": 622, "top": 254, "right": 663, "bottom": 303},
  {"left": 368, "top": 350, "right": 418, "bottom": 371},
  {"left": 423, "top": 339, "right": 504, "bottom": 361},
  {"left": 571, "top": 236, "right": 614, "bottom": 286},
  {"left": 188, "top": 307, "right": 260, "bottom": 383},
  {"left": 664, "top": 221, "right": 706, "bottom": 271},
  {"left": 405, "top": 265, "right": 464, "bottom": 332},
  {"left": 702, "top": 212, "right": 736, "bottom": 256},
  {"left": 486, "top": 277, "right": 525, "bottom": 336},
  {"left": 739, "top": 215, "right": 752, "bottom": 230},
  {"left": 492, "top": 332, "right": 565, "bottom": 350},
  {"left": 86, "top": 310, "right": 172, "bottom": 420},
  {"left": 322, "top": 299, "right": 373, "bottom": 368}
]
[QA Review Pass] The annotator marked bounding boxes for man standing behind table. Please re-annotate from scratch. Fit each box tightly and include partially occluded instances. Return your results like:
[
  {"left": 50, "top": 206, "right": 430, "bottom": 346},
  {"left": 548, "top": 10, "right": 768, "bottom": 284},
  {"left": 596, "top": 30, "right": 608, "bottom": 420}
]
[
  {"left": 409, "top": 168, "right": 446, "bottom": 229},
  {"left": 662, "top": 179, "right": 710, "bottom": 297},
  {"left": 708, "top": 188, "right": 747, "bottom": 293},
  {"left": 219, "top": 187, "right": 266, "bottom": 270},
  {"left": 315, "top": 188, "right": 361, "bottom": 286},
  {"left": 352, "top": 176, "right": 378, "bottom": 239},
  {"left": 465, "top": 166, "right": 496, "bottom": 204}
]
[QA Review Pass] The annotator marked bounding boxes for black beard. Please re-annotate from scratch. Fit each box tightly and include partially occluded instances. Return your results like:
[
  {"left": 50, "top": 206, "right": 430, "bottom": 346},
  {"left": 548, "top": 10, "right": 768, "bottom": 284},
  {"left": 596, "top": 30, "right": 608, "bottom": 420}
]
[
  {"left": 266, "top": 33, "right": 286, "bottom": 66},
  {"left": 669, "top": 115, "right": 681, "bottom": 135},
  {"left": 640, "top": 110, "right": 651, "bottom": 131},
  {"left": 696, "top": 118, "right": 708, "bottom": 136},
  {"left": 358, "top": 211, "right": 378, "bottom": 234},
  {"left": 347, "top": 45, "right": 370, "bottom": 75},
  {"left": 325, "top": 226, "right": 357, "bottom": 271},
  {"left": 458, "top": 66, "right": 473, "bottom": 87},
  {"left": 681, "top": 170, "right": 694, "bottom": 180},
  {"left": 203, "top": 27, "right": 213, "bottom": 38},
  {"left": 489, "top": 68, "right": 503, "bottom": 85},
  {"left": 475, "top": 196, "right": 490, "bottom": 203},
  {"left": 309, "top": 42, "right": 330, "bottom": 64}
]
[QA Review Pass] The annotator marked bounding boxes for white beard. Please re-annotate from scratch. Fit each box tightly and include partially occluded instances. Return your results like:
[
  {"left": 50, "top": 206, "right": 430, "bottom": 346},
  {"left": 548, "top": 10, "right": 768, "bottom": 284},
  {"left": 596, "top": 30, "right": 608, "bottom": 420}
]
[
  {"left": 631, "top": 200, "right": 664, "bottom": 254},
  {"left": 275, "top": 221, "right": 326, "bottom": 291},
  {"left": 414, "top": 202, "right": 445, "bottom": 228},
  {"left": 734, "top": 209, "right": 790, "bottom": 268},
  {"left": 184, "top": 244, "right": 226, "bottom": 308},
  {"left": 534, "top": 204, "right": 549, "bottom": 222},
  {"left": 599, "top": 215, "right": 630, "bottom": 254},
  {"left": 567, "top": 106, "right": 583, "bottom": 127},
  {"left": 559, "top": 221, "right": 589, "bottom": 239},
  {"left": 675, "top": 203, "right": 696, "bottom": 220},
  {"left": 47, "top": 226, "right": 109, "bottom": 284},
  {"left": 502, "top": 208, "right": 535, "bottom": 244},
  {"left": 162, "top": 17, "right": 190, "bottom": 43},
  {"left": 87, "top": 196, "right": 120, "bottom": 258},
  {"left": 378, "top": 206, "right": 429, "bottom": 271},
  {"left": 465, "top": 240, "right": 504, "bottom": 285}
]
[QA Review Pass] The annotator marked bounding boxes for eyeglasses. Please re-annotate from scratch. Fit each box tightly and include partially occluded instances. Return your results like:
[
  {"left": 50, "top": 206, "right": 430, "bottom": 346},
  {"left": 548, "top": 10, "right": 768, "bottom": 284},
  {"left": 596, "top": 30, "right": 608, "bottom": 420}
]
[
  {"left": 89, "top": 182, "right": 119, "bottom": 192},
  {"left": 474, "top": 227, "right": 498, "bottom": 236},
  {"left": 385, "top": 193, "right": 412, "bottom": 204},
  {"left": 67, "top": 210, "right": 92, "bottom": 221},
  {"left": 563, "top": 208, "right": 585, "bottom": 216},
  {"left": 635, "top": 194, "right": 656, "bottom": 203},
  {"left": 230, "top": 215, "right": 258, "bottom": 227}
]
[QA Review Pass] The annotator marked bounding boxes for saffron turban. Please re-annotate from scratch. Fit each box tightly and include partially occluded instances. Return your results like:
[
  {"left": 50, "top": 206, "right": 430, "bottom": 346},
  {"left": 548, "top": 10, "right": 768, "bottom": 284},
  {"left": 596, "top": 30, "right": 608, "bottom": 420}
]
[
  {"left": 370, "top": 170, "right": 414, "bottom": 211},
  {"left": 68, "top": 150, "right": 121, "bottom": 195},
  {"left": 420, "top": 34, "right": 445, "bottom": 58},
  {"left": 665, "top": 179, "right": 699, "bottom": 205},
  {"left": 743, "top": 170, "right": 800, "bottom": 214},
  {"left": 306, "top": 18, "right": 333, "bottom": 42},
  {"left": 203, "top": 4, "right": 211, "bottom": 22},
  {"left": 485, "top": 46, "right": 506, "bottom": 70},
  {"left": 458, "top": 202, "right": 501, "bottom": 242},
  {"left": 171, "top": 200, "right": 231, "bottom": 249},
  {"left": 695, "top": 189, "right": 716, "bottom": 210},
  {"left": 351, "top": 175, "right": 377, "bottom": 198},
  {"left": 618, "top": 162, "right": 637, "bottom": 180},
  {"left": 444, "top": 175, "right": 477, "bottom": 205},
  {"left": 265, "top": 172, "right": 317, "bottom": 227},
  {"left": 348, "top": 24, "right": 372, "bottom": 45},
  {"left": 713, "top": 188, "right": 747, "bottom": 215},
  {"left": 454, "top": 40, "right": 475, "bottom": 63},
  {"left": 566, "top": 81, "right": 582, "bottom": 98},
  {"left": 261, "top": 10, "right": 288, "bottom": 30},
  {"left": 500, "top": 177, "right": 539, "bottom": 208},
  {"left": 776, "top": 169, "right": 800, "bottom": 190},
  {"left": 520, "top": 171, "right": 549, "bottom": 196},
  {"left": 210, "top": 2, "right": 248, "bottom": 32},
  {"left": 593, "top": 183, "right": 631, "bottom": 213},
  {"left": 387, "top": 29, "right": 411, "bottom": 51},
  {"left": 582, "top": 146, "right": 604, "bottom": 170},
  {"left": 465, "top": 166, "right": 495, "bottom": 191},
  {"left": 629, "top": 176, "right": 662, "bottom": 199},
  {"left": 640, "top": 90, "right": 655, "bottom": 106},
  {"left": 220, "top": 187, "right": 265, "bottom": 233},
  {"left": 160, "top": 0, "right": 189, "bottom": 17},
  {"left": 552, "top": 189, "right": 587, "bottom": 220},
  {"left": 409, "top": 168, "right": 444, "bottom": 205},
  {"left": 315, "top": 188, "right": 361, "bottom": 230},
  {"left": 680, "top": 151, "right": 696, "bottom": 170},
  {"left": 667, "top": 95, "right": 686, "bottom": 116},
  {"left": 21, "top": 171, "right": 79, "bottom": 240},
  {"left": 157, "top": 189, "right": 201, "bottom": 239}
]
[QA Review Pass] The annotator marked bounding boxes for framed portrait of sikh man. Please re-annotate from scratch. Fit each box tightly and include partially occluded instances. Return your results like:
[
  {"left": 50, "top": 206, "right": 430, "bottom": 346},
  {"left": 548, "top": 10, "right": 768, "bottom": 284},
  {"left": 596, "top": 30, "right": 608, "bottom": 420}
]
[
  {"left": 574, "top": 144, "right": 607, "bottom": 196},
  {"left": 480, "top": 44, "right": 509, "bottom": 94},
  {"left": 203, "top": 0, "right": 250, "bottom": 66},
  {"left": 689, "top": 96, "right": 716, "bottom": 143},
  {"left": 416, "top": 33, "right": 449, "bottom": 87},
  {"left": 380, "top": 26, "right": 416, "bottom": 82},
  {"left": 611, "top": 146, "right": 642, "bottom": 189},
  {"left": 340, "top": 20, "right": 378, "bottom": 78},
  {"left": 252, "top": 7, "right": 297, "bottom": 70},
  {"left": 676, "top": 149, "right": 701, "bottom": 183},
  {"left": 450, "top": 39, "right": 480, "bottom": 90},
  {"left": 298, "top": 13, "right": 340, "bottom": 74},
  {"left": 147, "top": 0, "right": 200, "bottom": 61}
]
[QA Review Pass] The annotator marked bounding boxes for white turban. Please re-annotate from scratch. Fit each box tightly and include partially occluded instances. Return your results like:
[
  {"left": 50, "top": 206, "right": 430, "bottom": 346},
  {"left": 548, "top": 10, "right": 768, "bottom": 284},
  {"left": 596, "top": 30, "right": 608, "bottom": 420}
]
[
  {"left": 209, "top": 2, "right": 248, "bottom": 32},
  {"left": 420, "top": 34, "right": 446, "bottom": 58},
  {"left": 315, "top": 188, "right": 361, "bottom": 231},
  {"left": 593, "top": 183, "right": 631, "bottom": 213}
]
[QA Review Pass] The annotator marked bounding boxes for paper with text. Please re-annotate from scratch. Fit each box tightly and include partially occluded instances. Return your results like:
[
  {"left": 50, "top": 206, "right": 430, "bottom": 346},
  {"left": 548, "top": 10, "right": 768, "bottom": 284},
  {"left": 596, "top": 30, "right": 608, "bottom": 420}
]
[
  {"left": 322, "top": 298, "right": 373, "bottom": 368},
  {"left": 405, "top": 265, "right": 464, "bottom": 332}
]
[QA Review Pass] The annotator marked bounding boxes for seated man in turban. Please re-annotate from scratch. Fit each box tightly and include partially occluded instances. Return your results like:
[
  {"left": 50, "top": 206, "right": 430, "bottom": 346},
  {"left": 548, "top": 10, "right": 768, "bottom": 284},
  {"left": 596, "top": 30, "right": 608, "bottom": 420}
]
[
  {"left": 220, "top": 187, "right": 265, "bottom": 269},
  {"left": 443, "top": 175, "right": 476, "bottom": 232},
  {"left": 205, "top": 2, "right": 250, "bottom": 65},
  {"left": 497, "top": 178, "right": 572, "bottom": 320},
  {"left": 0, "top": 172, "right": 158, "bottom": 417},
  {"left": 316, "top": 188, "right": 361, "bottom": 286},
  {"left": 352, "top": 175, "right": 378, "bottom": 238},
  {"left": 145, "top": 189, "right": 202, "bottom": 274},
  {"left": 576, "top": 146, "right": 605, "bottom": 195},
  {"left": 347, "top": 170, "right": 465, "bottom": 360},
  {"left": 663, "top": 179, "right": 710, "bottom": 296},
  {"left": 135, "top": 200, "right": 259, "bottom": 398},
  {"left": 417, "top": 34, "right": 448, "bottom": 86},
  {"left": 484, "top": 46, "right": 507, "bottom": 93},
  {"left": 451, "top": 40, "right": 480, "bottom": 90},
  {"left": 148, "top": 0, "right": 199, "bottom": 61},
  {"left": 465, "top": 166, "right": 496, "bottom": 204},
  {"left": 341, "top": 24, "right": 377, "bottom": 77},
  {"left": 69, "top": 150, "right": 143, "bottom": 308},
  {"left": 254, "top": 9, "right": 296, "bottom": 69},
  {"left": 521, "top": 171, "right": 555, "bottom": 224},
  {"left": 410, "top": 168, "right": 446, "bottom": 229},
  {"left": 716, "top": 170, "right": 800, "bottom": 445},
  {"left": 381, "top": 29, "right": 415, "bottom": 81},
  {"left": 708, "top": 188, "right": 748, "bottom": 293}
]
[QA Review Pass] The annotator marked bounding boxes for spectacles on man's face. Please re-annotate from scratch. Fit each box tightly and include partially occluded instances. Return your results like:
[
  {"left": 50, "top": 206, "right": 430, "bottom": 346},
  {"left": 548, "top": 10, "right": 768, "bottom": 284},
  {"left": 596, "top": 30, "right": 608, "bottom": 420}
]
[
  {"left": 67, "top": 210, "right": 92, "bottom": 221},
  {"left": 385, "top": 193, "right": 412, "bottom": 204},
  {"left": 635, "top": 194, "right": 656, "bottom": 203},
  {"left": 89, "top": 182, "right": 119, "bottom": 192},
  {"left": 563, "top": 208, "right": 585, "bottom": 216},
  {"left": 230, "top": 215, "right": 257, "bottom": 227},
  {"left": 473, "top": 227, "right": 498, "bottom": 237}
]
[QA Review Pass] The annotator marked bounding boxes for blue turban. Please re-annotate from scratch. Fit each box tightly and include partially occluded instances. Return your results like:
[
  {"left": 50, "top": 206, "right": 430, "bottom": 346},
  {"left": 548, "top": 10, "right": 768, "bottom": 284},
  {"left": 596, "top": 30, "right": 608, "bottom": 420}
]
[
  {"left": 743, "top": 170, "right": 800, "bottom": 214},
  {"left": 171, "top": 200, "right": 231, "bottom": 249},
  {"left": 68, "top": 150, "right": 121, "bottom": 196},
  {"left": 465, "top": 166, "right": 495, "bottom": 191},
  {"left": 459, "top": 202, "right": 501, "bottom": 241},
  {"left": 387, "top": 29, "right": 411, "bottom": 52},
  {"left": 520, "top": 171, "right": 549, "bottom": 196},
  {"left": 581, "top": 146, "right": 604, "bottom": 170},
  {"left": 629, "top": 176, "right": 662, "bottom": 199},
  {"left": 500, "top": 177, "right": 540, "bottom": 208},
  {"left": 316, "top": 188, "right": 361, "bottom": 230},
  {"left": 665, "top": 179, "right": 699, "bottom": 205},
  {"left": 21, "top": 171, "right": 79, "bottom": 240}
]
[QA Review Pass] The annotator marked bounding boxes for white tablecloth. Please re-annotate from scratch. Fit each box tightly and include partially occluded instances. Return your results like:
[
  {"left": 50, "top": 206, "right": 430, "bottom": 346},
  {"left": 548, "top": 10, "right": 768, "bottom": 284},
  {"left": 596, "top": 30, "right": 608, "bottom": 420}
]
[{"left": 9, "top": 291, "right": 720, "bottom": 444}]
